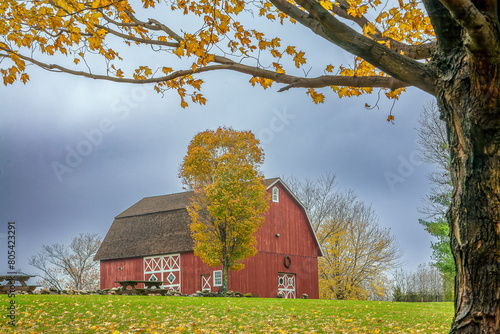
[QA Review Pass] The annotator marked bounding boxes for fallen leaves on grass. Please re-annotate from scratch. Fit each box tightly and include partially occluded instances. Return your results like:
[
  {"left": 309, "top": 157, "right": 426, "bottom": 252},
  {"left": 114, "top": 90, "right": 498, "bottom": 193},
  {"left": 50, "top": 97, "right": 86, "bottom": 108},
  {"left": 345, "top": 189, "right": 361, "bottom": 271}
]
[{"left": 0, "top": 295, "right": 452, "bottom": 333}]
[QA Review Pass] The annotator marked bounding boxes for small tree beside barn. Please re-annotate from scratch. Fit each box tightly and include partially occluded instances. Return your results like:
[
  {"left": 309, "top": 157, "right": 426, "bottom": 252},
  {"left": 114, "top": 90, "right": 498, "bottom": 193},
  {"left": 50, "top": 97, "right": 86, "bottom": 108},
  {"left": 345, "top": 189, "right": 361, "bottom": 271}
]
[{"left": 179, "top": 127, "right": 269, "bottom": 295}]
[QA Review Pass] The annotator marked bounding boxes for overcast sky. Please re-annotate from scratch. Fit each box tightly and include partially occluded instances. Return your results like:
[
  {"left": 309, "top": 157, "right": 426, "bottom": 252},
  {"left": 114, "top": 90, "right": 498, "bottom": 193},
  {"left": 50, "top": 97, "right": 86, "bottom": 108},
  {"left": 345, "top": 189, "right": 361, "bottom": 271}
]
[{"left": 0, "top": 6, "right": 438, "bottom": 281}]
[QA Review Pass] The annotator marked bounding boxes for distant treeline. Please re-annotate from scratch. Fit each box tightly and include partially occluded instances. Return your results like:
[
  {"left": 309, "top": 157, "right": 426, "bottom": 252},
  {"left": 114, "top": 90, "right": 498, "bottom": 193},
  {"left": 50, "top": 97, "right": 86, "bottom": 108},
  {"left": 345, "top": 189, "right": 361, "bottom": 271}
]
[{"left": 392, "top": 263, "right": 454, "bottom": 302}]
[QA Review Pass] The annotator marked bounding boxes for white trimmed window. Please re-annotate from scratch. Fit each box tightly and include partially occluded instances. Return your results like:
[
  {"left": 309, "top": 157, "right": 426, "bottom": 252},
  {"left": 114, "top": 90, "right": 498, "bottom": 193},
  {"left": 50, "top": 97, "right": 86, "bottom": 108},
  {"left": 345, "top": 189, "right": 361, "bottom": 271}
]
[
  {"left": 272, "top": 187, "right": 279, "bottom": 203},
  {"left": 213, "top": 270, "right": 223, "bottom": 287}
]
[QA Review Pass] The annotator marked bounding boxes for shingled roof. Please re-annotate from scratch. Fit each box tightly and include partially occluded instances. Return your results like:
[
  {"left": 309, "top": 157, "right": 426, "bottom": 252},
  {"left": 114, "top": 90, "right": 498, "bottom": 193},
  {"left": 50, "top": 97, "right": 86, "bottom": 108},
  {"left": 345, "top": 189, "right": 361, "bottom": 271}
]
[
  {"left": 94, "top": 178, "right": 280, "bottom": 261},
  {"left": 116, "top": 191, "right": 194, "bottom": 219}
]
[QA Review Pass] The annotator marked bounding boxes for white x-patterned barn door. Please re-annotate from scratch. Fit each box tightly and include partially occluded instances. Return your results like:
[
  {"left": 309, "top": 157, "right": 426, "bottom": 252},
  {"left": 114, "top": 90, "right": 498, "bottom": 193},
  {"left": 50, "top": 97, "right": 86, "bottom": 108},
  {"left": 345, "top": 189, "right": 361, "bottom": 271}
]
[
  {"left": 144, "top": 253, "right": 181, "bottom": 291},
  {"left": 278, "top": 273, "right": 296, "bottom": 299},
  {"left": 201, "top": 274, "right": 211, "bottom": 292}
]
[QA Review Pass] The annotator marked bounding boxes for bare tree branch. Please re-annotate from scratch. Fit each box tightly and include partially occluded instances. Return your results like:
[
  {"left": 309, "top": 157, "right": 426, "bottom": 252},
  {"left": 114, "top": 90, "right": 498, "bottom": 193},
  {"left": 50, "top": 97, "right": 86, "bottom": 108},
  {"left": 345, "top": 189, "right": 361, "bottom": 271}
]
[
  {"left": 28, "top": 233, "right": 101, "bottom": 291},
  {"left": 28, "top": 254, "right": 65, "bottom": 290}
]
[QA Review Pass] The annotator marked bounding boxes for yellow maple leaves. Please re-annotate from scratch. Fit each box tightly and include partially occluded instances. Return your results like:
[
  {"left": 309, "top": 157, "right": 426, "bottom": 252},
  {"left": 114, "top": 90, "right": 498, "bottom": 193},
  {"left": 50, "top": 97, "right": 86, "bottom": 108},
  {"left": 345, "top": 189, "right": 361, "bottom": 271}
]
[
  {"left": 250, "top": 76, "right": 274, "bottom": 90},
  {"left": 0, "top": 0, "right": 120, "bottom": 86},
  {"left": 319, "top": 0, "right": 333, "bottom": 11},
  {"left": 347, "top": 5, "right": 368, "bottom": 18},
  {"left": 133, "top": 66, "right": 152, "bottom": 80},
  {"left": 273, "top": 62, "right": 285, "bottom": 74},
  {"left": 143, "top": 0, "right": 157, "bottom": 9},
  {"left": 293, "top": 51, "right": 306, "bottom": 68},
  {"left": 372, "top": 0, "right": 434, "bottom": 44},
  {"left": 307, "top": 88, "right": 325, "bottom": 104}
]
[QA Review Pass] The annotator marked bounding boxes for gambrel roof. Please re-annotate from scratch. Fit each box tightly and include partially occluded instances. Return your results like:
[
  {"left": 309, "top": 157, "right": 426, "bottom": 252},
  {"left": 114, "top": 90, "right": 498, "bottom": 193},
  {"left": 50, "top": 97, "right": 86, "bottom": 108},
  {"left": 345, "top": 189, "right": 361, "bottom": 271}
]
[{"left": 94, "top": 177, "right": 323, "bottom": 261}]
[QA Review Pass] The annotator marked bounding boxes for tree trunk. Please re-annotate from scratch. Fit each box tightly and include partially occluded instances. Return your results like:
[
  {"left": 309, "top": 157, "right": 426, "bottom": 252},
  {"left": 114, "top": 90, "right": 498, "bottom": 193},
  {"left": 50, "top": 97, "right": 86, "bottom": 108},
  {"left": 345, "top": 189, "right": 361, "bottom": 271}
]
[
  {"left": 437, "top": 48, "right": 500, "bottom": 333},
  {"left": 223, "top": 264, "right": 228, "bottom": 297}
]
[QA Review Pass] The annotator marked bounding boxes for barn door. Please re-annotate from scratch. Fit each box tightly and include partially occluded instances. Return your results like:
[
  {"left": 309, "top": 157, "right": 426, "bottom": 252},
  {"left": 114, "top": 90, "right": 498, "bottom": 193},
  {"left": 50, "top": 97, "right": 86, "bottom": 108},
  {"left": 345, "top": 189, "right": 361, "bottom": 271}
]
[
  {"left": 201, "top": 274, "right": 211, "bottom": 292},
  {"left": 278, "top": 273, "right": 296, "bottom": 299},
  {"left": 144, "top": 253, "right": 181, "bottom": 291}
]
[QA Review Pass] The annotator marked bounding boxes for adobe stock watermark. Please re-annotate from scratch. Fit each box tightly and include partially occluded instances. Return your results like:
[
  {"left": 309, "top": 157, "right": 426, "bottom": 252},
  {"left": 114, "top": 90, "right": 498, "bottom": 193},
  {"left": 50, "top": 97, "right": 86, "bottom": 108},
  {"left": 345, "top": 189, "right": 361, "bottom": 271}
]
[
  {"left": 257, "top": 107, "right": 296, "bottom": 144},
  {"left": 51, "top": 86, "right": 147, "bottom": 182},
  {"left": 384, "top": 147, "right": 423, "bottom": 192}
]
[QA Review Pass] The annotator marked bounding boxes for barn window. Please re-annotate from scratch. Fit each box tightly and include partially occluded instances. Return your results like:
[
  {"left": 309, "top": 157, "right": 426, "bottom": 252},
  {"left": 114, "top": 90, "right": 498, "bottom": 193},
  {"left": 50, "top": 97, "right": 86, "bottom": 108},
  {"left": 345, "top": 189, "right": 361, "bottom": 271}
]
[
  {"left": 272, "top": 187, "right": 279, "bottom": 202},
  {"left": 213, "top": 270, "right": 223, "bottom": 287},
  {"left": 149, "top": 274, "right": 158, "bottom": 281}
]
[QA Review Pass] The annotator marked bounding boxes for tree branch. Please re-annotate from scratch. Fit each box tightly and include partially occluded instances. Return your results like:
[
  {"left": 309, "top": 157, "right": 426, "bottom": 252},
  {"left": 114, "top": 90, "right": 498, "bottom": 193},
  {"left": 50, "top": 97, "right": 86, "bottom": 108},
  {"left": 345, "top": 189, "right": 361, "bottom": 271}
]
[
  {"left": 438, "top": 0, "right": 500, "bottom": 55},
  {"left": 213, "top": 56, "right": 409, "bottom": 91},
  {"left": 95, "top": 24, "right": 179, "bottom": 48},
  {"left": 100, "top": 11, "right": 183, "bottom": 42},
  {"left": 271, "top": 0, "right": 437, "bottom": 95},
  {"left": 8, "top": 47, "right": 410, "bottom": 92},
  {"left": 423, "top": 0, "right": 463, "bottom": 53},
  {"left": 330, "top": 1, "right": 436, "bottom": 59},
  {"left": 276, "top": 76, "right": 408, "bottom": 92}
]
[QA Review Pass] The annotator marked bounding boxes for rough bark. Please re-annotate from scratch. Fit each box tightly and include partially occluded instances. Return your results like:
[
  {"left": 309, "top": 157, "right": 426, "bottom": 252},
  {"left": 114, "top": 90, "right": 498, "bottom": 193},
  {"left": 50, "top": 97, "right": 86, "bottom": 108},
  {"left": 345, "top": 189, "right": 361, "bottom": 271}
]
[
  {"left": 421, "top": 0, "right": 500, "bottom": 331},
  {"left": 434, "top": 32, "right": 500, "bottom": 334},
  {"left": 441, "top": 72, "right": 500, "bottom": 334}
]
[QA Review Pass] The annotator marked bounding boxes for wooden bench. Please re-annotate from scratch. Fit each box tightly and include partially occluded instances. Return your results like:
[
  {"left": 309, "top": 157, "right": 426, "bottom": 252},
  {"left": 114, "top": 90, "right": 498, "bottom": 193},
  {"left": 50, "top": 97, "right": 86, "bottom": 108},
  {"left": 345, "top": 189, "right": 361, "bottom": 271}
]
[
  {"left": 132, "top": 288, "right": 170, "bottom": 295},
  {"left": 114, "top": 280, "right": 170, "bottom": 295},
  {"left": 0, "top": 275, "right": 39, "bottom": 294}
]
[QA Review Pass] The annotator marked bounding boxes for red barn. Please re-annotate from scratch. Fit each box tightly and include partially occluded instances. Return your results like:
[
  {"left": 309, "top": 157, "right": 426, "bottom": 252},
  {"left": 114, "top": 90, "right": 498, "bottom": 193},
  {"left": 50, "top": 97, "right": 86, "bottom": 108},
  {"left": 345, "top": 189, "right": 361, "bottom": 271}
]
[{"left": 94, "top": 178, "right": 323, "bottom": 298}]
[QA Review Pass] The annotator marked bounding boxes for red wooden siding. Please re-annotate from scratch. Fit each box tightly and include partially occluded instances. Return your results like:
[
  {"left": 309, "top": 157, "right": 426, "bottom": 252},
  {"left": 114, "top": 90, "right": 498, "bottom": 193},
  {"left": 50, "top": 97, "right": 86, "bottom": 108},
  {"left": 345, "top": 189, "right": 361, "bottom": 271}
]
[
  {"left": 100, "top": 257, "right": 143, "bottom": 289},
  {"left": 180, "top": 251, "right": 319, "bottom": 298},
  {"left": 181, "top": 251, "right": 216, "bottom": 293},
  {"left": 227, "top": 252, "right": 319, "bottom": 298},
  {"left": 258, "top": 182, "right": 321, "bottom": 257}
]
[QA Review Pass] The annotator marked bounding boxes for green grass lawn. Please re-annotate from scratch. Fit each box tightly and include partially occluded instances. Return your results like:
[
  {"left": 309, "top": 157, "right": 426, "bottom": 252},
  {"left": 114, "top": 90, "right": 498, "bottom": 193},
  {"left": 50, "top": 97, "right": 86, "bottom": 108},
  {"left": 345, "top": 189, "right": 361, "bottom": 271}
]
[{"left": 0, "top": 295, "right": 453, "bottom": 333}]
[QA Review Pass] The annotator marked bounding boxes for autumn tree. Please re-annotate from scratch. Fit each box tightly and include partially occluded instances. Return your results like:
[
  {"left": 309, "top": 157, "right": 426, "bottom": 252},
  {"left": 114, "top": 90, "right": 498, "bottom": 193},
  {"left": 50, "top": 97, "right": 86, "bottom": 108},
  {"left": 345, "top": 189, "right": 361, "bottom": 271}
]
[
  {"left": 28, "top": 233, "right": 101, "bottom": 291},
  {"left": 179, "top": 127, "right": 268, "bottom": 295},
  {"left": 3, "top": 0, "right": 500, "bottom": 331},
  {"left": 319, "top": 202, "right": 402, "bottom": 300},
  {"left": 286, "top": 174, "right": 403, "bottom": 300},
  {"left": 417, "top": 100, "right": 454, "bottom": 301}
]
